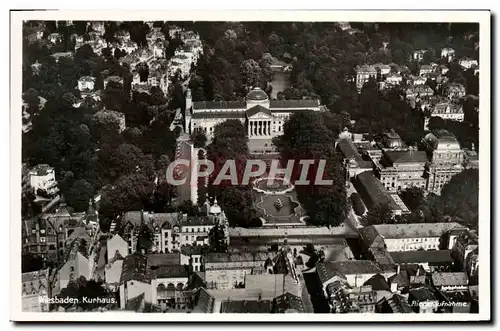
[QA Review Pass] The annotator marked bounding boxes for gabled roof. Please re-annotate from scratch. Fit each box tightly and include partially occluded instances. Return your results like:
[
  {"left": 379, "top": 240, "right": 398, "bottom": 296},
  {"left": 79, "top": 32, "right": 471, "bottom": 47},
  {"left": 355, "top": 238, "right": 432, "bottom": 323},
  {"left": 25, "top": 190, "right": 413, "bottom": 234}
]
[
  {"left": 246, "top": 105, "right": 272, "bottom": 118},
  {"left": 363, "top": 274, "right": 391, "bottom": 291}
]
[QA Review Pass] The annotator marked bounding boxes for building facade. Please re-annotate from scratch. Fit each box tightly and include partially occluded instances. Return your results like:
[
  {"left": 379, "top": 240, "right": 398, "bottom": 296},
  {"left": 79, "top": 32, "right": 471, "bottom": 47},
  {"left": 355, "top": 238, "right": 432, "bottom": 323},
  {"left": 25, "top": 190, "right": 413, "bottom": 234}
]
[
  {"left": 422, "top": 130, "right": 464, "bottom": 194},
  {"left": 185, "top": 87, "right": 324, "bottom": 142}
]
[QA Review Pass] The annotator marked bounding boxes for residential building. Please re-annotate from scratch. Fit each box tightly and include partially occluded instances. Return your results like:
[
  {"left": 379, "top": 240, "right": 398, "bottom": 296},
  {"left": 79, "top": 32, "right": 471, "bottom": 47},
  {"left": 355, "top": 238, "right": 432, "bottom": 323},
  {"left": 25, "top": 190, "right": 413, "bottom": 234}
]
[
  {"left": 419, "top": 65, "right": 433, "bottom": 77},
  {"left": 28, "top": 164, "right": 58, "bottom": 195},
  {"left": 119, "top": 211, "right": 217, "bottom": 254},
  {"left": 459, "top": 58, "right": 479, "bottom": 70},
  {"left": 427, "top": 101, "right": 464, "bottom": 122},
  {"left": 446, "top": 83, "right": 466, "bottom": 100},
  {"left": 451, "top": 230, "right": 479, "bottom": 271},
  {"left": 22, "top": 213, "right": 88, "bottom": 265},
  {"left": 316, "top": 260, "right": 396, "bottom": 291},
  {"left": 359, "top": 222, "right": 467, "bottom": 253},
  {"left": 22, "top": 268, "right": 51, "bottom": 312},
  {"left": 355, "top": 65, "right": 378, "bottom": 91},
  {"left": 431, "top": 272, "right": 468, "bottom": 293},
  {"left": 90, "top": 21, "right": 106, "bottom": 34},
  {"left": 385, "top": 73, "right": 403, "bottom": 87},
  {"left": 204, "top": 252, "right": 276, "bottom": 289},
  {"left": 48, "top": 32, "right": 61, "bottom": 44},
  {"left": 119, "top": 254, "right": 154, "bottom": 309},
  {"left": 51, "top": 52, "right": 73, "bottom": 63},
  {"left": 405, "top": 85, "right": 434, "bottom": 100},
  {"left": 408, "top": 75, "right": 427, "bottom": 86},
  {"left": 412, "top": 50, "right": 427, "bottom": 61},
  {"left": 77, "top": 76, "right": 95, "bottom": 92},
  {"left": 389, "top": 250, "right": 455, "bottom": 272},
  {"left": 422, "top": 130, "right": 464, "bottom": 194},
  {"left": 441, "top": 47, "right": 455, "bottom": 62}
]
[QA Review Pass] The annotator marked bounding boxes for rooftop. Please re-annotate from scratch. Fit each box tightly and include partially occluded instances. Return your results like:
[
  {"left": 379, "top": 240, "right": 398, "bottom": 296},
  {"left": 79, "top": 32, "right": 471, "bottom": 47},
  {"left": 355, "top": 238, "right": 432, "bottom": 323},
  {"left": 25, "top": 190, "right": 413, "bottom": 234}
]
[
  {"left": 192, "top": 100, "right": 246, "bottom": 110},
  {"left": 272, "top": 292, "right": 305, "bottom": 313},
  {"left": 316, "top": 260, "right": 384, "bottom": 284},
  {"left": 146, "top": 253, "right": 181, "bottom": 267},
  {"left": 205, "top": 252, "right": 275, "bottom": 264},
  {"left": 359, "top": 222, "right": 466, "bottom": 241},
  {"left": 409, "top": 287, "right": 437, "bottom": 302},
  {"left": 431, "top": 272, "right": 468, "bottom": 287},
  {"left": 390, "top": 250, "right": 454, "bottom": 264},
  {"left": 154, "top": 265, "right": 188, "bottom": 279},
  {"left": 220, "top": 299, "right": 273, "bottom": 313},
  {"left": 120, "top": 253, "right": 151, "bottom": 284},
  {"left": 269, "top": 99, "right": 320, "bottom": 109},
  {"left": 355, "top": 171, "right": 401, "bottom": 210},
  {"left": 384, "top": 150, "right": 429, "bottom": 164}
]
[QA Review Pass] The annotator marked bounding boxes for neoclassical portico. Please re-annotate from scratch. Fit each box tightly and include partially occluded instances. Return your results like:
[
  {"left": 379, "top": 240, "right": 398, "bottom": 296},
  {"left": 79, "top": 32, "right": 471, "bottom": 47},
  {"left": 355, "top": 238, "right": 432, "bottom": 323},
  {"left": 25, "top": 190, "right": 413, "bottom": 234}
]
[{"left": 248, "top": 119, "right": 273, "bottom": 137}]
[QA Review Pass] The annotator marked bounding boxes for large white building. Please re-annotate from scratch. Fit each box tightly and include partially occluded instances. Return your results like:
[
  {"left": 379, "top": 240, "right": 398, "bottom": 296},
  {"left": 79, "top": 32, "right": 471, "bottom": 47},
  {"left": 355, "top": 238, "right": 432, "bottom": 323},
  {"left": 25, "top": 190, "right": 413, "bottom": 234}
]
[
  {"left": 29, "top": 164, "right": 58, "bottom": 195},
  {"left": 185, "top": 87, "right": 324, "bottom": 142}
]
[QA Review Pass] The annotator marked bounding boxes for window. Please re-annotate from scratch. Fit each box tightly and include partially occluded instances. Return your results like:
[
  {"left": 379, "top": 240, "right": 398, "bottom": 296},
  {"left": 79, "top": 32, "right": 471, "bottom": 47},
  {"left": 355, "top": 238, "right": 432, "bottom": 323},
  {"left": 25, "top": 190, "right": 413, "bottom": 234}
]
[
  {"left": 197, "top": 228, "right": 200, "bottom": 232},
  {"left": 194, "top": 257, "right": 198, "bottom": 263},
  {"left": 185, "top": 236, "right": 188, "bottom": 241},
  {"left": 191, "top": 228, "right": 194, "bottom": 233},
  {"left": 40, "top": 237, "right": 46, "bottom": 243}
]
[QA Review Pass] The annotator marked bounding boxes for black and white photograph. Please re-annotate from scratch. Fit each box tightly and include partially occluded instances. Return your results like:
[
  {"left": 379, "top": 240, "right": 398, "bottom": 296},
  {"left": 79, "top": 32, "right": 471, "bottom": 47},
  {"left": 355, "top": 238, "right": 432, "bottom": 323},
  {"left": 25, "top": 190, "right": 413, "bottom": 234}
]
[{"left": 9, "top": 10, "right": 491, "bottom": 322}]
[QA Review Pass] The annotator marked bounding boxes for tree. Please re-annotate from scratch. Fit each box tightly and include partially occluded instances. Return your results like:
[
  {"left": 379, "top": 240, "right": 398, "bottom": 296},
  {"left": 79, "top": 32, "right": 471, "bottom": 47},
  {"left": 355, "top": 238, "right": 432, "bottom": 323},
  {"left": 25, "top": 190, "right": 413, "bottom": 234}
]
[
  {"left": 400, "top": 186, "right": 426, "bottom": 211},
  {"left": 99, "top": 173, "right": 154, "bottom": 221},
  {"left": 439, "top": 169, "right": 479, "bottom": 229},
  {"left": 55, "top": 276, "right": 113, "bottom": 311},
  {"left": 350, "top": 193, "right": 366, "bottom": 216},
  {"left": 65, "top": 179, "right": 94, "bottom": 212},
  {"left": 208, "top": 224, "right": 228, "bottom": 253},
  {"left": 22, "top": 253, "right": 44, "bottom": 273},
  {"left": 361, "top": 203, "right": 394, "bottom": 226},
  {"left": 191, "top": 128, "right": 207, "bottom": 148}
]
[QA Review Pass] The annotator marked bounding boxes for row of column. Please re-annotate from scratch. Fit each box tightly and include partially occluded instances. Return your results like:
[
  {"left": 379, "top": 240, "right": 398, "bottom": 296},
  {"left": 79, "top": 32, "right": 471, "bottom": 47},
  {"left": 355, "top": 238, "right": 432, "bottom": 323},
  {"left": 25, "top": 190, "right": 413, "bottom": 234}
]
[{"left": 248, "top": 120, "right": 272, "bottom": 137}]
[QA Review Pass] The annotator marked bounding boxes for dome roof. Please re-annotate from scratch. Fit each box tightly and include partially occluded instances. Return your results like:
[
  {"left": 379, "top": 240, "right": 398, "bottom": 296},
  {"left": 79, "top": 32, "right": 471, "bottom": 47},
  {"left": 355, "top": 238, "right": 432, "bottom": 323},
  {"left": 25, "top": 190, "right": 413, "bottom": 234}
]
[
  {"left": 424, "top": 130, "right": 461, "bottom": 151},
  {"left": 209, "top": 198, "right": 222, "bottom": 215},
  {"left": 246, "top": 87, "right": 269, "bottom": 101}
]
